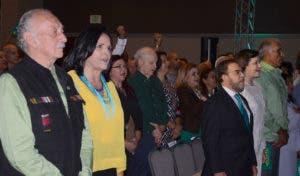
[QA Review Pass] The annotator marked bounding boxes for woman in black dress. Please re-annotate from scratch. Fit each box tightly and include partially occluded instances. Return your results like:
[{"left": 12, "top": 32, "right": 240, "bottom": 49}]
[{"left": 106, "top": 55, "right": 143, "bottom": 175}]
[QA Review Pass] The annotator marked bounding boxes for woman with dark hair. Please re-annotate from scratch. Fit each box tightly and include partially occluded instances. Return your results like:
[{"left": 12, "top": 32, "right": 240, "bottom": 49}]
[
  {"left": 64, "top": 25, "right": 125, "bottom": 176},
  {"left": 198, "top": 62, "right": 216, "bottom": 99},
  {"left": 155, "top": 51, "right": 182, "bottom": 148},
  {"left": 105, "top": 54, "right": 143, "bottom": 175},
  {"left": 235, "top": 49, "right": 265, "bottom": 176},
  {"left": 175, "top": 63, "right": 205, "bottom": 142}
]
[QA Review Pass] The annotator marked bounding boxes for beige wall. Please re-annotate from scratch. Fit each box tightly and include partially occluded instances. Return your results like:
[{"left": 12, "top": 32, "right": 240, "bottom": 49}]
[
  {"left": 124, "top": 33, "right": 300, "bottom": 65},
  {"left": 1, "top": 0, "right": 299, "bottom": 65},
  {"left": 0, "top": 0, "right": 43, "bottom": 47}
]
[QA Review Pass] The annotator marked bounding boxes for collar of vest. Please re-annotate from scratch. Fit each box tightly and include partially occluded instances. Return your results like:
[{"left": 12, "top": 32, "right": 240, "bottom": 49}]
[{"left": 19, "top": 54, "right": 55, "bottom": 75}]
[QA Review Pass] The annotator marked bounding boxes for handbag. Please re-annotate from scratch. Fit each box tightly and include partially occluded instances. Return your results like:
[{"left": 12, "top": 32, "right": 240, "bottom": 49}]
[{"left": 125, "top": 115, "right": 135, "bottom": 140}]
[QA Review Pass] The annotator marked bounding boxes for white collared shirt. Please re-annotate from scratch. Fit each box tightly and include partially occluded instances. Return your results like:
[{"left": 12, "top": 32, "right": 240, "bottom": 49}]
[
  {"left": 112, "top": 38, "right": 127, "bottom": 55},
  {"left": 222, "top": 86, "right": 250, "bottom": 122}
]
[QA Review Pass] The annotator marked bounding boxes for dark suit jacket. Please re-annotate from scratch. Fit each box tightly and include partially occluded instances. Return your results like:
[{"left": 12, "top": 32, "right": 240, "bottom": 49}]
[{"left": 200, "top": 87, "right": 257, "bottom": 176}]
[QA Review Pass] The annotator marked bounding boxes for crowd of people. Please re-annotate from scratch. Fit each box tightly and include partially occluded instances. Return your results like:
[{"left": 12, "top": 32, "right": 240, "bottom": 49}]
[{"left": 0, "top": 8, "right": 300, "bottom": 176}]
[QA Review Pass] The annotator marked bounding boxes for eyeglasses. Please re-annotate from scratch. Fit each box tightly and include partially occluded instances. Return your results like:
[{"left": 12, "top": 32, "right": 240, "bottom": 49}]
[{"left": 112, "top": 65, "right": 127, "bottom": 69}]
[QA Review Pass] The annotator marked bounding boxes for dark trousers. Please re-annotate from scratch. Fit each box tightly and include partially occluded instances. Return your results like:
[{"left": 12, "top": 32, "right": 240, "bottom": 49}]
[
  {"left": 126, "top": 133, "right": 155, "bottom": 176},
  {"left": 262, "top": 142, "right": 280, "bottom": 176},
  {"left": 125, "top": 150, "right": 134, "bottom": 176},
  {"left": 93, "top": 168, "right": 116, "bottom": 176}
]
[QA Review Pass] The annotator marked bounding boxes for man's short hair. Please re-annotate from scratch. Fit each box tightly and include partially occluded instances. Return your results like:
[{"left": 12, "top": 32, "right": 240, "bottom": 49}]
[
  {"left": 17, "top": 9, "right": 52, "bottom": 51},
  {"left": 215, "top": 59, "right": 237, "bottom": 84},
  {"left": 258, "top": 38, "right": 280, "bottom": 60},
  {"left": 134, "top": 46, "right": 155, "bottom": 63},
  {"left": 167, "top": 51, "right": 179, "bottom": 60},
  {"left": 215, "top": 55, "right": 231, "bottom": 68}
]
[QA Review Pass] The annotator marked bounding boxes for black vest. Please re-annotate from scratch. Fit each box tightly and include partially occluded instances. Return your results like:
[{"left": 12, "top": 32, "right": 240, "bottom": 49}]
[{"left": 0, "top": 56, "right": 85, "bottom": 176}]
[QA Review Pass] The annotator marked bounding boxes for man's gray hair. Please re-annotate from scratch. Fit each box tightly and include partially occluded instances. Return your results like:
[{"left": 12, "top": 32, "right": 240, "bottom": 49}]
[
  {"left": 134, "top": 46, "right": 155, "bottom": 62},
  {"left": 17, "top": 9, "right": 52, "bottom": 52},
  {"left": 258, "top": 38, "right": 280, "bottom": 60},
  {"left": 215, "top": 55, "right": 231, "bottom": 68}
]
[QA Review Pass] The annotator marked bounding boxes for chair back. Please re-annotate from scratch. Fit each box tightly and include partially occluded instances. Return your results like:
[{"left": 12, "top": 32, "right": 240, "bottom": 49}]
[
  {"left": 148, "top": 148, "right": 177, "bottom": 176},
  {"left": 173, "top": 143, "right": 196, "bottom": 176},
  {"left": 191, "top": 139, "right": 205, "bottom": 173}
]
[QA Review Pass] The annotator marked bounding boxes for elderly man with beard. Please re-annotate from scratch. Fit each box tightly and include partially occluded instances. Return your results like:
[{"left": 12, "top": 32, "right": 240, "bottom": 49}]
[
  {"left": 0, "top": 9, "right": 92, "bottom": 176},
  {"left": 200, "top": 59, "right": 257, "bottom": 176},
  {"left": 127, "top": 46, "right": 168, "bottom": 176}
]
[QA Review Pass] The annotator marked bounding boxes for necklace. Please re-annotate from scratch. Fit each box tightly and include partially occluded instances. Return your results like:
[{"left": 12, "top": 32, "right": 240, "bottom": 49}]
[
  {"left": 80, "top": 74, "right": 115, "bottom": 120},
  {"left": 194, "top": 89, "right": 207, "bottom": 101}
]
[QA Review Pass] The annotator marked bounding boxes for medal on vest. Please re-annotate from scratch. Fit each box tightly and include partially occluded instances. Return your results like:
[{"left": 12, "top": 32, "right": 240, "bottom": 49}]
[
  {"left": 41, "top": 113, "right": 52, "bottom": 132},
  {"left": 29, "top": 96, "right": 56, "bottom": 104}
]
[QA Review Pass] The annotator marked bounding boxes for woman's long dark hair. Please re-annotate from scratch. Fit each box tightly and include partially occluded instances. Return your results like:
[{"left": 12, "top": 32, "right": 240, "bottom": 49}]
[
  {"left": 199, "top": 65, "right": 214, "bottom": 98},
  {"left": 234, "top": 49, "right": 258, "bottom": 71},
  {"left": 64, "top": 25, "right": 112, "bottom": 76}
]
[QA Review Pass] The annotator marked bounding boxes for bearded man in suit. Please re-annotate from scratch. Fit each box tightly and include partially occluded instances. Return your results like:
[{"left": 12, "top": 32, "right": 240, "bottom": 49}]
[{"left": 200, "top": 59, "right": 257, "bottom": 176}]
